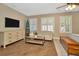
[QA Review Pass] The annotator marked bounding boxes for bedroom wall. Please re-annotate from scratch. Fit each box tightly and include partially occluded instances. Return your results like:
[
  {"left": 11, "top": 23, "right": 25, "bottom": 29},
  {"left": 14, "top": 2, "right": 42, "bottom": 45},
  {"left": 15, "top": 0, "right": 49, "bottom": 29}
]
[
  {"left": 29, "top": 12, "right": 79, "bottom": 37},
  {"left": 1, "top": 3, "right": 78, "bottom": 36},
  {"left": 0, "top": 4, "right": 27, "bottom": 30},
  {"left": 72, "top": 13, "right": 79, "bottom": 34}
]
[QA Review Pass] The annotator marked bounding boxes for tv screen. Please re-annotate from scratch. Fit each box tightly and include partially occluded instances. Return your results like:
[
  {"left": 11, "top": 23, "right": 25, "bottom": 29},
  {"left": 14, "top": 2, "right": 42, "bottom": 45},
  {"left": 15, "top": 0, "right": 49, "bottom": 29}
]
[{"left": 5, "top": 17, "right": 19, "bottom": 27}]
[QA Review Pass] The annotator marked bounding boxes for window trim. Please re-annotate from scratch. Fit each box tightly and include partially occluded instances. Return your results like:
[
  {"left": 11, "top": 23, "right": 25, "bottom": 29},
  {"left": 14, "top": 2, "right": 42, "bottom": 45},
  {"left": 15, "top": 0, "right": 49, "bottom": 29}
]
[{"left": 41, "top": 16, "right": 55, "bottom": 32}]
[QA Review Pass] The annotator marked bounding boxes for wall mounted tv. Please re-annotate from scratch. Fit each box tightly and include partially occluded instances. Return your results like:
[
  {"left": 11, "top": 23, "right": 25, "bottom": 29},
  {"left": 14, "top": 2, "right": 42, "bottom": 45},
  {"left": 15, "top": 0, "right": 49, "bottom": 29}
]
[{"left": 5, "top": 17, "right": 19, "bottom": 27}]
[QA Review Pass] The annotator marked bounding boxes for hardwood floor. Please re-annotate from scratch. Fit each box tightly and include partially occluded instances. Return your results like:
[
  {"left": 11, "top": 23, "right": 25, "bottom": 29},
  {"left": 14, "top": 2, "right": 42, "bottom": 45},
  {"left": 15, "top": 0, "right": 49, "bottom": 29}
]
[{"left": 0, "top": 40, "right": 57, "bottom": 56}]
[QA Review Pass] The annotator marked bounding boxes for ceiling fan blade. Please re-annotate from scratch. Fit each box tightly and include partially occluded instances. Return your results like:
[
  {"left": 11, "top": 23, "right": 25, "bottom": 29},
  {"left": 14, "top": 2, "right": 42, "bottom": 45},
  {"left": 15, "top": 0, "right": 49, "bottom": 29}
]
[
  {"left": 67, "top": 3, "right": 79, "bottom": 5},
  {"left": 56, "top": 4, "right": 67, "bottom": 9}
]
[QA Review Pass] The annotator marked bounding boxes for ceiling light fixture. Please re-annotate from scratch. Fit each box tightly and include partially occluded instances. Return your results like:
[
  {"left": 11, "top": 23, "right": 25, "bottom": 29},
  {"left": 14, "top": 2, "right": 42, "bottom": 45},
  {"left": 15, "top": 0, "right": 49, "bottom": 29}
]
[{"left": 65, "top": 4, "right": 76, "bottom": 10}]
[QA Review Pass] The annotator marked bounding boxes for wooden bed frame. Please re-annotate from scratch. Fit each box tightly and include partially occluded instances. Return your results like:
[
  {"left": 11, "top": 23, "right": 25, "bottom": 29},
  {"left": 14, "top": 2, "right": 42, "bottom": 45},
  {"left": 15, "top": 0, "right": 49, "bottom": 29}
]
[{"left": 60, "top": 36, "right": 79, "bottom": 56}]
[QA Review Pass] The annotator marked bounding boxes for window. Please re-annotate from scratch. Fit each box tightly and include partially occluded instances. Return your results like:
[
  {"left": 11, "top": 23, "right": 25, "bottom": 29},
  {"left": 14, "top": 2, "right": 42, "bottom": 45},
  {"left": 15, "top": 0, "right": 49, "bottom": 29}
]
[
  {"left": 41, "top": 16, "right": 54, "bottom": 32},
  {"left": 29, "top": 18, "right": 37, "bottom": 32},
  {"left": 60, "top": 15, "right": 72, "bottom": 33}
]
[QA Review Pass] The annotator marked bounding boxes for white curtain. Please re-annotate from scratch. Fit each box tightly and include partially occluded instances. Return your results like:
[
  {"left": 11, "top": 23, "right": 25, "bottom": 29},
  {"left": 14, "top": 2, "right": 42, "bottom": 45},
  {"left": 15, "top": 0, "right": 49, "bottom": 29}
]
[{"left": 29, "top": 18, "right": 37, "bottom": 32}]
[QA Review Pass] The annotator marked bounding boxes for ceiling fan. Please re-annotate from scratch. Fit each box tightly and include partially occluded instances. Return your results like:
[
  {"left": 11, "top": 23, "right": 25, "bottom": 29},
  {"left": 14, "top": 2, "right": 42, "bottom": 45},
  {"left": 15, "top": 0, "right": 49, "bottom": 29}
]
[{"left": 56, "top": 3, "right": 79, "bottom": 10}]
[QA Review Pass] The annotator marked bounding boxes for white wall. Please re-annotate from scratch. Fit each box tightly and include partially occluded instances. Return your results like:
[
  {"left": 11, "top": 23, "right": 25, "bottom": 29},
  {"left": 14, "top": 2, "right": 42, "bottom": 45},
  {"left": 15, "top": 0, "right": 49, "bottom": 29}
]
[{"left": 0, "top": 4, "right": 27, "bottom": 31}]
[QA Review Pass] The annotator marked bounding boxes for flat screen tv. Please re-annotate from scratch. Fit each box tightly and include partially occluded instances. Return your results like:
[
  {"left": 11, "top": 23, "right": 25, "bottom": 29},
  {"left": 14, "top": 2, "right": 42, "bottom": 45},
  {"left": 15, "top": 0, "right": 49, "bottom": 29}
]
[{"left": 5, "top": 17, "right": 19, "bottom": 27}]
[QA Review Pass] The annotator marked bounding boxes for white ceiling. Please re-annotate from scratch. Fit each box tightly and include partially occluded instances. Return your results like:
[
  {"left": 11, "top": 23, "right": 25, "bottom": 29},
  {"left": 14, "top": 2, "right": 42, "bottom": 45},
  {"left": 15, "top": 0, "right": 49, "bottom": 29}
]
[{"left": 4, "top": 3, "right": 79, "bottom": 16}]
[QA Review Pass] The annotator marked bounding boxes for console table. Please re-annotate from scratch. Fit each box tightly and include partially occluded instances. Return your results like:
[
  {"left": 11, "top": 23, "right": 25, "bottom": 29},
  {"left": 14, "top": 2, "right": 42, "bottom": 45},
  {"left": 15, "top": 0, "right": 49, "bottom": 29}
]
[{"left": 25, "top": 36, "right": 45, "bottom": 45}]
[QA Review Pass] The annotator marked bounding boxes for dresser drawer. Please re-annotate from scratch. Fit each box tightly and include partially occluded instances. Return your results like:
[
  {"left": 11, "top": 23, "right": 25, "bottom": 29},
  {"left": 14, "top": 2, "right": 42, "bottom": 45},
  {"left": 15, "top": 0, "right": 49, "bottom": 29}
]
[
  {"left": 4, "top": 32, "right": 12, "bottom": 40},
  {"left": 4, "top": 37, "right": 12, "bottom": 45},
  {"left": 4, "top": 32, "right": 17, "bottom": 45}
]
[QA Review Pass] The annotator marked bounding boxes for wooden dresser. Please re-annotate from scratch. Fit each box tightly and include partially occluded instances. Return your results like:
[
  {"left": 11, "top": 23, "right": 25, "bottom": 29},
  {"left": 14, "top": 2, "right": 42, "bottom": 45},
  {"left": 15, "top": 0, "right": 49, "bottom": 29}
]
[
  {"left": 0, "top": 29, "right": 25, "bottom": 48},
  {"left": 60, "top": 36, "right": 79, "bottom": 56}
]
